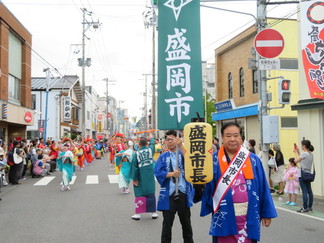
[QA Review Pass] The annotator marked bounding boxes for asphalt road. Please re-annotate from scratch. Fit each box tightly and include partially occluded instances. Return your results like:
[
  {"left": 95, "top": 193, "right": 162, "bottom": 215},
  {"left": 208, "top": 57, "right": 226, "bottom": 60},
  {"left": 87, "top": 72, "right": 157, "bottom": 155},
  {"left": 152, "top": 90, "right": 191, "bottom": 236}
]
[{"left": 1, "top": 157, "right": 324, "bottom": 243}]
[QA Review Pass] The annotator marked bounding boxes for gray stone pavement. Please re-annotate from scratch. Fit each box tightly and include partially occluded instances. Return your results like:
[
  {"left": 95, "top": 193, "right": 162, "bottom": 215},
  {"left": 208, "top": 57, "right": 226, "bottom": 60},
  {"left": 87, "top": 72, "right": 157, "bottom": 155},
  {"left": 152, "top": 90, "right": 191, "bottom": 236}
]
[{"left": 2, "top": 174, "right": 324, "bottom": 220}]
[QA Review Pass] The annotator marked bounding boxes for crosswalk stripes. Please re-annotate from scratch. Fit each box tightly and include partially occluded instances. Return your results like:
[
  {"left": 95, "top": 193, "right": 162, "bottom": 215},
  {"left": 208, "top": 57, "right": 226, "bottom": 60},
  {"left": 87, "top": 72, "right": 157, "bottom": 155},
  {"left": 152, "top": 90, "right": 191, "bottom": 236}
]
[
  {"left": 85, "top": 175, "right": 99, "bottom": 184},
  {"left": 33, "top": 176, "right": 55, "bottom": 186},
  {"left": 70, "top": 175, "right": 77, "bottom": 185},
  {"left": 33, "top": 174, "right": 120, "bottom": 186},
  {"left": 108, "top": 175, "right": 119, "bottom": 183}
]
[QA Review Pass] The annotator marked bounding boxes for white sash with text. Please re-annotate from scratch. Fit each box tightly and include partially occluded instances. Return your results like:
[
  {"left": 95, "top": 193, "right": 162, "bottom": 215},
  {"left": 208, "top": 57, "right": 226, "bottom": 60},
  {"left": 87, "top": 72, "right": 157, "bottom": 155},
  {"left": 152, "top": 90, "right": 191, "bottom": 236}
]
[{"left": 212, "top": 146, "right": 250, "bottom": 213}]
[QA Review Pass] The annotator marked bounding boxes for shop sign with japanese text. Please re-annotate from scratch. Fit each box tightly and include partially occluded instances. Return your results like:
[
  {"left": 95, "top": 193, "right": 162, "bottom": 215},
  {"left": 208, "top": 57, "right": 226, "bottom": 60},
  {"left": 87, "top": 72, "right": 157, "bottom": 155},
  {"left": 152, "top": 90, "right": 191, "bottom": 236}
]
[
  {"left": 63, "top": 96, "right": 72, "bottom": 122},
  {"left": 300, "top": 1, "right": 324, "bottom": 99}
]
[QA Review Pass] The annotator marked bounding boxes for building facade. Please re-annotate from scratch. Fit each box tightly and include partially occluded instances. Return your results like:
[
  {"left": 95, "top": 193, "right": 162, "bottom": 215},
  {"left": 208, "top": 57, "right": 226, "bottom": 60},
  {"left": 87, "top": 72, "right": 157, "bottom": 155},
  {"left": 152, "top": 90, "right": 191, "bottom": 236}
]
[
  {"left": 0, "top": 3, "right": 34, "bottom": 143},
  {"left": 212, "top": 19, "right": 299, "bottom": 159},
  {"left": 212, "top": 18, "right": 324, "bottom": 197},
  {"left": 212, "top": 24, "right": 262, "bottom": 146},
  {"left": 97, "top": 95, "right": 118, "bottom": 138},
  {"left": 29, "top": 75, "right": 82, "bottom": 141}
]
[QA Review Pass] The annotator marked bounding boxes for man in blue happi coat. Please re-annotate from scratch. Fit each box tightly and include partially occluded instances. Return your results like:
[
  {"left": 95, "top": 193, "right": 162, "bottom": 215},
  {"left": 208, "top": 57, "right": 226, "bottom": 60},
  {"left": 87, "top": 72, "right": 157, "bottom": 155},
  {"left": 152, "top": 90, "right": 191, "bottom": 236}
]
[
  {"left": 155, "top": 130, "right": 194, "bottom": 243},
  {"left": 195, "top": 122, "right": 277, "bottom": 243}
]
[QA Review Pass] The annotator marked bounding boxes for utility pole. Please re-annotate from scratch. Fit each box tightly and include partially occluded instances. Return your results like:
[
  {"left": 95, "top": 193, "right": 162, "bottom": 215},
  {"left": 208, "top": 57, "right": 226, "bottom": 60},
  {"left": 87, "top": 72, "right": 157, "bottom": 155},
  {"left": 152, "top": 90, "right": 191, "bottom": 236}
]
[
  {"left": 102, "top": 78, "right": 116, "bottom": 137},
  {"left": 81, "top": 8, "right": 87, "bottom": 137},
  {"left": 204, "top": 75, "right": 208, "bottom": 120},
  {"left": 151, "top": 9, "right": 157, "bottom": 130},
  {"left": 43, "top": 68, "right": 50, "bottom": 144},
  {"left": 143, "top": 6, "right": 157, "bottom": 130},
  {"left": 80, "top": 8, "right": 100, "bottom": 138},
  {"left": 105, "top": 78, "right": 109, "bottom": 134},
  {"left": 143, "top": 74, "right": 151, "bottom": 130},
  {"left": 257, "top": 0, "right": 270, "bottom": 182}
]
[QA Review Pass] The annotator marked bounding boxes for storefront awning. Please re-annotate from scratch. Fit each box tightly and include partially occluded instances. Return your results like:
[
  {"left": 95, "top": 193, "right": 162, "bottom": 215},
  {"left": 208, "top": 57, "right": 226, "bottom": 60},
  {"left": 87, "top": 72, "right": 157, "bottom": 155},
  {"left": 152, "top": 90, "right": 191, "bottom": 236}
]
[
  {"left": 291, "top": 98, "right": 324, "bottom": 111},
  {"left": 212, "top": 103, "right": 259, "bottom": 121}
]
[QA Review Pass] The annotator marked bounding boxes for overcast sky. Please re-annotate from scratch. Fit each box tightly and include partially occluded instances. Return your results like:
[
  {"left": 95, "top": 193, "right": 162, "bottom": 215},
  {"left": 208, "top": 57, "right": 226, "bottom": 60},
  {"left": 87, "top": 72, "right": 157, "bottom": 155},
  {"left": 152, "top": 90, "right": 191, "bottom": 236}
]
[{"left": 2, "top": 0, "right": 296, "bottom": 118}]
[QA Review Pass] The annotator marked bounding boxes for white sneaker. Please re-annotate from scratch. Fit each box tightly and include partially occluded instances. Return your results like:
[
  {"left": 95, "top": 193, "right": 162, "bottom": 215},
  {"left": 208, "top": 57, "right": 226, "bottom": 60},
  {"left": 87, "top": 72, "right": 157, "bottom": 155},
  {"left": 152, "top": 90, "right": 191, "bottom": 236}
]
[
  {"left": 131, "top": 214, "right": 140, "bottom": 220},
  {"left": 67, "top": 186, "right": 71, "bottom": 191},
  {"left": 152, "top": 213, "right": 158, "bottom": 219},
  {"left": 61, "top": 185, "right": 65, "bottom": 191},
  {"left": 122, "top": 188, "right": 130, "bottom": 194}
]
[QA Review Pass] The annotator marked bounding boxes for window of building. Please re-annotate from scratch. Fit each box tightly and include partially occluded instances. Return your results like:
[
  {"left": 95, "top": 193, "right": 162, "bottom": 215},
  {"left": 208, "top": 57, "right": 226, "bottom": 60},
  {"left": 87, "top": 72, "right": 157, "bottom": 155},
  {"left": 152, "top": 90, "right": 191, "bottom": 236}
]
[
  {"left": 0, "top": 128, "right": 6, "bottom": 143},
  {"left": 207, "top": 81, "right": 215, "bottom": 88},
  {"left": 27, "top": 130, "right": 39, "bottom": 140},
  {"left": 73, "top": 107, "right": 79, "bottom": 121},
  {"left": 8, "top": 32, "right": 22, "bottom": 104},
  {"left": 31, "top": 94, "right": 36, "bottom": 110},
  {"left": 281, "top": 117, "right": 298, "bottom": 128},
  {"left": 239, "top": 68, "right": 244, "bottom": 97},
  {"left": 228, "top": 72, "right": 233, "bottom": 99},
  {"left": 252, "top": 70, "right": 258, "bottom": 94},
  {"left": 8, "top": 75, "right": 21, "bottom": 103}
]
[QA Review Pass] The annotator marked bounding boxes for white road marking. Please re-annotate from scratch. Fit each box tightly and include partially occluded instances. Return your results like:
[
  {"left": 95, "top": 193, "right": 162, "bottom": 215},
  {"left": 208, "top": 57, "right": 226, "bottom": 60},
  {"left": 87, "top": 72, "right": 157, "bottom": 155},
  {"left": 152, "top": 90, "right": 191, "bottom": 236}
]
[
  {"left": 70, "top": 175, "right": 77, "bottom": 185},
  {"left": 33, "top": 176, "right": 55, "bottom": 186},
  {"left": 108, "top": 174, "right": 119, "bottom": 183},
  {"left": 86, "top": 175, "right": 99, "bottom": 184}
]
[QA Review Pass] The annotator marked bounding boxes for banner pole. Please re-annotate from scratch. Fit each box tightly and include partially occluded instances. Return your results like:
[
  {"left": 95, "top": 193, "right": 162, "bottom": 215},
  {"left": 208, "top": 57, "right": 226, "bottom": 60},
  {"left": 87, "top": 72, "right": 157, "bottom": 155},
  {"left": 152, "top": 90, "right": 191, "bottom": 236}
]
[{"left": 175, "top": 130, "right": 180, "bottom": 197}]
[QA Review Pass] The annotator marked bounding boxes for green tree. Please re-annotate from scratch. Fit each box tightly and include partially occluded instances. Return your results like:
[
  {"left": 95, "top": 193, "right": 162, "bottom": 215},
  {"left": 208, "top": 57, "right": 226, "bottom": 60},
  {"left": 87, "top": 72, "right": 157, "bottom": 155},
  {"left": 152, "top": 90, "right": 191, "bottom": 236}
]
[{"left": 204, "top": 93, "right": 216, "bottom": 136}]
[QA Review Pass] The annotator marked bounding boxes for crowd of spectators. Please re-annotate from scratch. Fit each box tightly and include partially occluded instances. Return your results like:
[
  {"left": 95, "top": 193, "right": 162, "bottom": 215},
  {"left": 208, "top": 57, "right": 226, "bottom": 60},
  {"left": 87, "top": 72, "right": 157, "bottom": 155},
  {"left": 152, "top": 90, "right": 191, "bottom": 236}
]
[{"left": 0, "top": 137, "right": 110, "bottom": 187}]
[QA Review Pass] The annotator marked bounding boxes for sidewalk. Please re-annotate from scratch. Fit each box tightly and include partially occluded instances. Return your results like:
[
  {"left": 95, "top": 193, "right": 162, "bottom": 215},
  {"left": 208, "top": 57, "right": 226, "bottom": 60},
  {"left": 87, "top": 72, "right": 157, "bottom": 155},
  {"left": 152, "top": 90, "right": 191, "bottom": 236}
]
[{"left": 272, "top": 192, "right": 324, "bottom": 220}]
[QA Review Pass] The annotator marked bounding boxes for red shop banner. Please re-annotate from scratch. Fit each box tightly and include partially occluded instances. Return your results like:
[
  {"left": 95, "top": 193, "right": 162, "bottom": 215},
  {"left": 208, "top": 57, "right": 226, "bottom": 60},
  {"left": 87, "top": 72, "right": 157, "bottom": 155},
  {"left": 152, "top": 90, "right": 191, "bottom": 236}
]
[{"left": 300, "top": 1, "right": 324, "bottom": 99}]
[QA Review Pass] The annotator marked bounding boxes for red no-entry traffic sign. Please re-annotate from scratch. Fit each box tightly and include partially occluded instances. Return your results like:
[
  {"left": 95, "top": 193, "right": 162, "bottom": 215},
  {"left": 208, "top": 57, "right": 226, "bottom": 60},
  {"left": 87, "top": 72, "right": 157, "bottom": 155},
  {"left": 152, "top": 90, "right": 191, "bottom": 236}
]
[{"left": 254, "top": 29, "right": 284, "bottom": 59}]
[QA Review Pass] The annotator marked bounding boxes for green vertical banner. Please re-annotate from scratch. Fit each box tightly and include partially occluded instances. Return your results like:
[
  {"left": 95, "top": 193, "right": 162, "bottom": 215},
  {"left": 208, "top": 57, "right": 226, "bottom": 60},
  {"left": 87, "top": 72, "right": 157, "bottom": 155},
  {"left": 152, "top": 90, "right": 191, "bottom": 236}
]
[{"left": 157, "top": 0, "right": 203, "bottom": 130}]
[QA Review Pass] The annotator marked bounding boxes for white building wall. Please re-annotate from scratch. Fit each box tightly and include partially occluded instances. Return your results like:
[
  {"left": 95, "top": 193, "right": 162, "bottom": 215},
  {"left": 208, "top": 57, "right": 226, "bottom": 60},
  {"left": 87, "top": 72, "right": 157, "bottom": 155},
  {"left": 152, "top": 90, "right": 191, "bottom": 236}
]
[
  {"left": 84, "top": 88, "right": 99, "bottom": 138},
  {"left": 297, "top": 109, "right": 324, "bottom": 196},
  {"left": 46, "top": 92, "right": 60, "bottom": 141},
  {"left": 28, "top": 90, "right": 61, "bottom": 141}
]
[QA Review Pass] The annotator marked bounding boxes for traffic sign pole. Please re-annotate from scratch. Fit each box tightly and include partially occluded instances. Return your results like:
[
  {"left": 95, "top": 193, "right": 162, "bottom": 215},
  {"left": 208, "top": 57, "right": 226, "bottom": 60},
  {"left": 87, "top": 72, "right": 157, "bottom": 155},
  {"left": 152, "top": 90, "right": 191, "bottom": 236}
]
[{"left": 257, "top": 0, "right": 271, "bottom": 184}]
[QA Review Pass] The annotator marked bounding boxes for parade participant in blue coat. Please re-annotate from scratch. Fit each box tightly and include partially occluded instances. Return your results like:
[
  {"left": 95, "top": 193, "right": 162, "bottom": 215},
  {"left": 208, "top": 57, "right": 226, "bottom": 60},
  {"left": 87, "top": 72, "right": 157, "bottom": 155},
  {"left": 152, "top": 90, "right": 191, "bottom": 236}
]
[
  {"left": 195, "top": 122, "right": 277, "bottom": 243},
  {"left": 155, "top": 130, "right": 194, "bottom": 243}
]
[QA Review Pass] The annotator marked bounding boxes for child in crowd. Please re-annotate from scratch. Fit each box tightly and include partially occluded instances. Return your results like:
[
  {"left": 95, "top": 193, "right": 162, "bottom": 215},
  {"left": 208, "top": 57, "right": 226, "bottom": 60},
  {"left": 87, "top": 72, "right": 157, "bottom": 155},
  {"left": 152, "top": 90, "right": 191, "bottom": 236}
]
[
  {"left": 42, "top": 148, "right": 55, "bottom": 173},
  {"left": 0, "top": 147, "right": 8, "bottom": 186},
  {"left": 33, "top": 154, "right": 49, "bottom": 177},
  {"left": 283, "top": 158, "right": 300, "bottom": 206}
]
